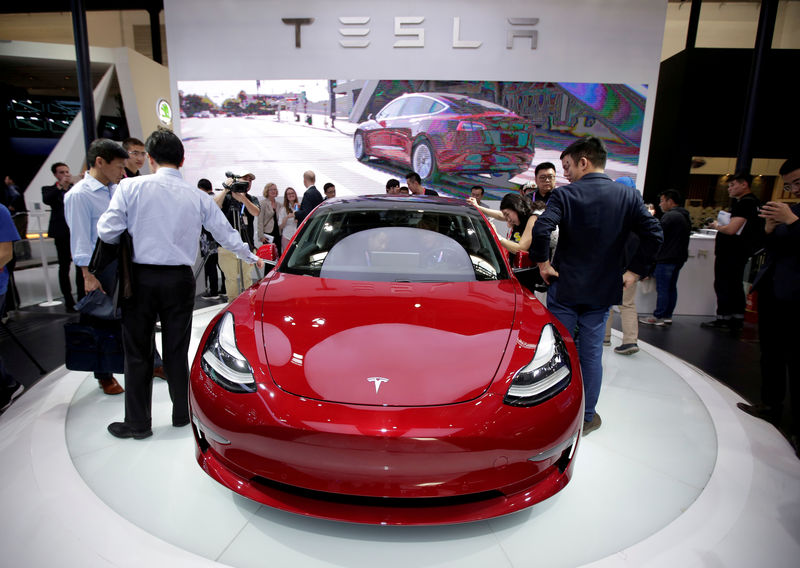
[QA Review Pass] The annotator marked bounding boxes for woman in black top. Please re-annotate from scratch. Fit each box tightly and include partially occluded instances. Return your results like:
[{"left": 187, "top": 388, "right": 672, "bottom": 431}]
[{"left": 469, "top": 193, "right": 538, "bottom": 265}]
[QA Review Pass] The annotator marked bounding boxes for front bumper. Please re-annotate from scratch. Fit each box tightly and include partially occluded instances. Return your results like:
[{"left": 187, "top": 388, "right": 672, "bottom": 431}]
[{"left": 189, "top": 373, "right": 582, "bottom": 525}]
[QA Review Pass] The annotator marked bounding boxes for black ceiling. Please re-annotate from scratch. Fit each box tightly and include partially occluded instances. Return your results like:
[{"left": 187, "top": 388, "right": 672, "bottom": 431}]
[{"left": 0, "top": 1, "right": 163, "bottom": 14}]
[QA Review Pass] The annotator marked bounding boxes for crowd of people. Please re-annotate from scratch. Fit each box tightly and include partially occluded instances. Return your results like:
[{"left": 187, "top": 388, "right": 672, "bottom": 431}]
[{"left": 0, "top": 133, "right": 797, "bottom": 456}]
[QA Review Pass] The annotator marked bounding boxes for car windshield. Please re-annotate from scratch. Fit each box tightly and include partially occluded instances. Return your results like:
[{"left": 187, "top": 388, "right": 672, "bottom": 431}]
[{"left": 280, "top": 205, "right": 508, "bottom": 283}]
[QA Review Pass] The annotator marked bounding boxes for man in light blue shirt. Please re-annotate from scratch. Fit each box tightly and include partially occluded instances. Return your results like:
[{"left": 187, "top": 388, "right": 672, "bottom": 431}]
[
  {"left": 98, "top": 129, "right": 263, "bottom": 440},
  {"left": 64, "top": 138, "right": 129, "bottom": 395}
]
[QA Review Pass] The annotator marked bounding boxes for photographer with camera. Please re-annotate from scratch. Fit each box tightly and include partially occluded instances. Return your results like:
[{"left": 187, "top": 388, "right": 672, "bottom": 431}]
[{"left": 213, "top": 171, "right": 260, "bottom": 297}]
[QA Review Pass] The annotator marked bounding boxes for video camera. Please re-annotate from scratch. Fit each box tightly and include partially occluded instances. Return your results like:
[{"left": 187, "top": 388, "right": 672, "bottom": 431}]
[{"left": 222, "top": 171, "right": 252, "bottom": 193}]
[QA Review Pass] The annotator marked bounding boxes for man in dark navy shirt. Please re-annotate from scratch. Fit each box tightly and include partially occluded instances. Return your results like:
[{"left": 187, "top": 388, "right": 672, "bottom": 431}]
[{"left": 531, "top": 136, "right": 662, "bottom": 436}]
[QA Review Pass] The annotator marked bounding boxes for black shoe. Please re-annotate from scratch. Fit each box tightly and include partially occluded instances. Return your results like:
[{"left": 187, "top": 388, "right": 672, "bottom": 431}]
[
  {"left": 701, "top": 318, "right": 732, "bottom": 329},
  {"left": 582, "top": 413, "right": 602, "bottom": 437},
  {"left": 201, "top": 292, "right": 220, "bottom": 300},
  {"left": 0, "top": 382, "right": 24, "bottom": 411},
  {"left": 108, "top": 421, "right": 152, "bottom": 439},
  {"left": 172, "top": 416, "right": 190, "bottom": 427},
  {"left": 614, "top": 343, "right": 639, "bottom": 355},
  {"left": 736, "top": 402, "right": 780, "bottom": 424}
]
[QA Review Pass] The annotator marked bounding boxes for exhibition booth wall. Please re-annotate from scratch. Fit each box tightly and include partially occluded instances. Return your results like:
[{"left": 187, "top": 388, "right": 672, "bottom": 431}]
[{"left": 0, "top": 39, "right": 172, "bottom": 222}]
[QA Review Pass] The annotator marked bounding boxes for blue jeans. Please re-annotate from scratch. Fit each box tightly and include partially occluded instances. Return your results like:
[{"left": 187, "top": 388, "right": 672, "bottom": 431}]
[
  {"left": 653, "top": 263, "right": 682, "bottom": 319},
  {"left": 0, "top": 292, "right": 15, "bottom": 388},
  {"left": 545, "top": 281, "right": 609, "bottom": 422}
]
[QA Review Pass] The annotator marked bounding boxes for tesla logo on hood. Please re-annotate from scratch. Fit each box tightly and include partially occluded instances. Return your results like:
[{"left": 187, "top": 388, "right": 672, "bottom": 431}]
[{"left": 367, "top": 377, "right": 389, "bottom": 393}]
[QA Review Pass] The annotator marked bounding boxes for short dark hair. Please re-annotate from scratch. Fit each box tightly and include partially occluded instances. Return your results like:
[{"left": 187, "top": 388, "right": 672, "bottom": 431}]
[
  {"left": 405, "top": 171, "right": 421, "bottom": 184},
  {"left": 323, "top": 182, "right": 335, "bottom": 191},
  {"left": 728, "top": 172, "right": 752, "bottom": 186},
  {"left": 197, "top": 178, "right": 212, "bottom": 191},
  {"left": 386, "top": 178, "right": 400, "bottom": 189},
  {"left": 122, "top": 137, "right": 145, "bottom": 150},
  {"left": 534, "top": 162, "right": 556, "bottom": 175},
  {"left": 778, "top": 158, "right": 800, "bottom": 176},
  {"left": 470, "top": 185, "right": 484, "bottom": 196},
  {"left": 658, "top": 189, "right": 684, "bottom": 206},
  {"left": 560, "top": 136, "right": 607, "bottom": 169},
  {"left": 87, "top": 138, "right": 129, "bottom": 169},
  {"left": 51, "top": 162, "right": 68, "bottom": 174},
  {"left": 145, "top": 129, "right": 184, "bottom": 167}
]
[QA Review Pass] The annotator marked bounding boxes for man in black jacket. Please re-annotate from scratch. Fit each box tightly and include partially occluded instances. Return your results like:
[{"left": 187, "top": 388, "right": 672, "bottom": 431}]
[
  {"left": 42, "top": 162, "right": 77, "bottom": 311},
  {"left": 737, "top": 158, "right": 800, "bottom": 457},
  {"left": 295, "top": 170, "right": 323, "bottom": 225},
  {"left": 702, "top": 172, "right": 763, "bottom": 330},
  {"left": 531, "top": 136, "right": 663, "bottom": 436},
  {"left": 640, "top": 189, "right": 691, "bottom": 327}
]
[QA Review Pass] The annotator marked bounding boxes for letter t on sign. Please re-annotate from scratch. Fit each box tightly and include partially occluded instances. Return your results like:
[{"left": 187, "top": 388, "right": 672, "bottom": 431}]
[{"left": 282, "top": 18, "right": 314, "bottom": 48}]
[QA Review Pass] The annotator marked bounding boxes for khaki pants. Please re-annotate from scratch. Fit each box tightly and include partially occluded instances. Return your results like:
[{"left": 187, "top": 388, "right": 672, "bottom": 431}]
[
  {"left": 217, "top": 248, "right": 253, "bottom": 298},
  {"left": 605, "top": 280, "right": 638, "bottom": 345}
]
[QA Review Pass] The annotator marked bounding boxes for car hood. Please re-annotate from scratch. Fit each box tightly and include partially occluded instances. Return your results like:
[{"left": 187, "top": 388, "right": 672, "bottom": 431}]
[{"left": 258, "top": 274, "right": 517, "bottom": 406}]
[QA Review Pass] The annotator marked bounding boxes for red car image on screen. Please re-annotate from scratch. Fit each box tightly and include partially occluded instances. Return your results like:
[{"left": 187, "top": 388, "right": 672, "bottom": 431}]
[
  {"left": 189, "top": 196, "right": 582, "bottom": 525},
  {"left": 353, "top": 93, "right": 535, "bottom": 181}
]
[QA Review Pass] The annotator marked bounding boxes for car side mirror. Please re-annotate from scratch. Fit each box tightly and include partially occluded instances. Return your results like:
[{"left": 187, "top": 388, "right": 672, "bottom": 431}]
[
  {"left": 512, "top": 266, "right": 548, "bottom": 293},
  {"left": 257, "top": 243, "right": 279, "bottom": 269}
]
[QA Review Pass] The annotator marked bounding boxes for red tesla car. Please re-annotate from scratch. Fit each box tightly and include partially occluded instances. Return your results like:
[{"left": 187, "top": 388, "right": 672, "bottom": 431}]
[
  {"left": 353, "top": 93, "right": 535, "bottom": 181},
  {"left": 189, "top": 196, "right": 583, "bottom": 525}
]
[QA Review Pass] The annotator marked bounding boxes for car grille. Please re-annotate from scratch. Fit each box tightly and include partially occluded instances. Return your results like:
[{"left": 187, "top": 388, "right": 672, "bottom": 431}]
[{"left": 250, "top": 476, "right": 505, "bottom": 509}]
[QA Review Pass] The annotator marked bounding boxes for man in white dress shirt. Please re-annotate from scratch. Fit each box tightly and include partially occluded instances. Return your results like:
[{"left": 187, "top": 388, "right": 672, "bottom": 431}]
[
  {"left": 98, "top": 129, "right": 263, "bottom": 439},
  {"left": 64, "top": 138, "right": 129, "bottom": 396}
]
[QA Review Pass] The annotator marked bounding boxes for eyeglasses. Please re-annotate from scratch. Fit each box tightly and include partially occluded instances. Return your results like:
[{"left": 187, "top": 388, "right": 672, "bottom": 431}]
[
  {"left": 783, "top": 178, "right": 800, "bottom": 192},
  {"left": 128, "top": 151, "right": 147, "bottom": 157},
  {"left": 536, "top": 175, "right": 556, "bottom": 181}
]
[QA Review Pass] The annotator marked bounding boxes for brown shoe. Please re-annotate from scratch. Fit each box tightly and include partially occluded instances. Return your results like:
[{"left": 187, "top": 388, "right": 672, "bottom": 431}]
[
  {"left": 582, "top": 413, "right": 602, "bottom": 437},
  {"left": 98, "top": 377, "right": 124, "bottom": 395},
  {"left": 153, "top": 366, "right": 168, "bottom": 380}
]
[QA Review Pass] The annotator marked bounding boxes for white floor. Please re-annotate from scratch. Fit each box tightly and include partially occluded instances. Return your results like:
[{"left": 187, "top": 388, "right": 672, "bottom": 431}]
[{"left": 1, "top": 305, "right": 798, "bottom": 568}]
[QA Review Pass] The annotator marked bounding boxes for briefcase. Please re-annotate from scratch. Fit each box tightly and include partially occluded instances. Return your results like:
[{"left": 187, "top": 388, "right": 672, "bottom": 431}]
[{"left": 64, "top": 321, "right": 124, "bottom": 374}]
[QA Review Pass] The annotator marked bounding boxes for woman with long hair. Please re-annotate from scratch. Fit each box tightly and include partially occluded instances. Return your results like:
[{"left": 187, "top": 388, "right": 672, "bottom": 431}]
[
  {"left": 468, "top": 193, "right": 538, "bottom": 263},
  {"left": 278, "top": 187, "right": 299, "bottom": 251},
  {"left": 257, "top": 182, "right": 282, "bottom": 254}
]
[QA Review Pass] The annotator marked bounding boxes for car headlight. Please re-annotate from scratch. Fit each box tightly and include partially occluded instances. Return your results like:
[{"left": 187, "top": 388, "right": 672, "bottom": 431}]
[
  {"left": 504, "top": 324, "right": 571, "bottom": 407},
  {"left": 200, "top": 312, "right": 256, "bottom": 393}
]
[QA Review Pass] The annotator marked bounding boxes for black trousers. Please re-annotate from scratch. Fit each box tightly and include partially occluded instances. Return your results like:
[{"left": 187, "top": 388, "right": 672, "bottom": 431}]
[
  {"left": 713, "top": 251, "right": 748, "bottom": 317},
  {"left": 121, "top": 264, "right": 195, "bottom": 428},
  {"left": 758, "top": 283, "right": 800, "bottom": 436},
  {"left": 53, "top": 236, "right": 77, "bottom": 309},
  {"left": 204, "top": 252, "right": 219, "bottom": 295}
]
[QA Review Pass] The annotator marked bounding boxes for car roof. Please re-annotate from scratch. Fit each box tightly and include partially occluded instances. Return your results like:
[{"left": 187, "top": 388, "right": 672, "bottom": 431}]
[
  {"left": 314, "top": 195, "right": 478, "bottom": 214},
  {"left": 399, "top": 92, "right": 468, "bottom": 102}
]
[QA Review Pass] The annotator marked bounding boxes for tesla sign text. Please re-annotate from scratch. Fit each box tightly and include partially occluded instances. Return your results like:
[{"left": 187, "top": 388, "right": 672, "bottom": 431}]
[{"left": 281, "top": 17, "right": 539, "bottom": 49}]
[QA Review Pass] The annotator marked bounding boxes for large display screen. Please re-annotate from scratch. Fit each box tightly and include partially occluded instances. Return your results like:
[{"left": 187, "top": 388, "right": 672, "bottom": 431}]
[{"left": 177, "top": 78, "right": 646, "bottom": 200}]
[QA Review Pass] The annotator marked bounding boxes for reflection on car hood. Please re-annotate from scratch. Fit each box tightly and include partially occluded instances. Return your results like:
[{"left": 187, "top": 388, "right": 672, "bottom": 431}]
[{"left": 258, "top": 273, "right": 517, "bottom": 406}]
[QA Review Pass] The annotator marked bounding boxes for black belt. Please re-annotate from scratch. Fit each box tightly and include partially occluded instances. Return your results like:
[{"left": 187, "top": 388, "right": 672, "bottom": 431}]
[{"left": 133, "top": 263, "right": 191, "bottom": 272}]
